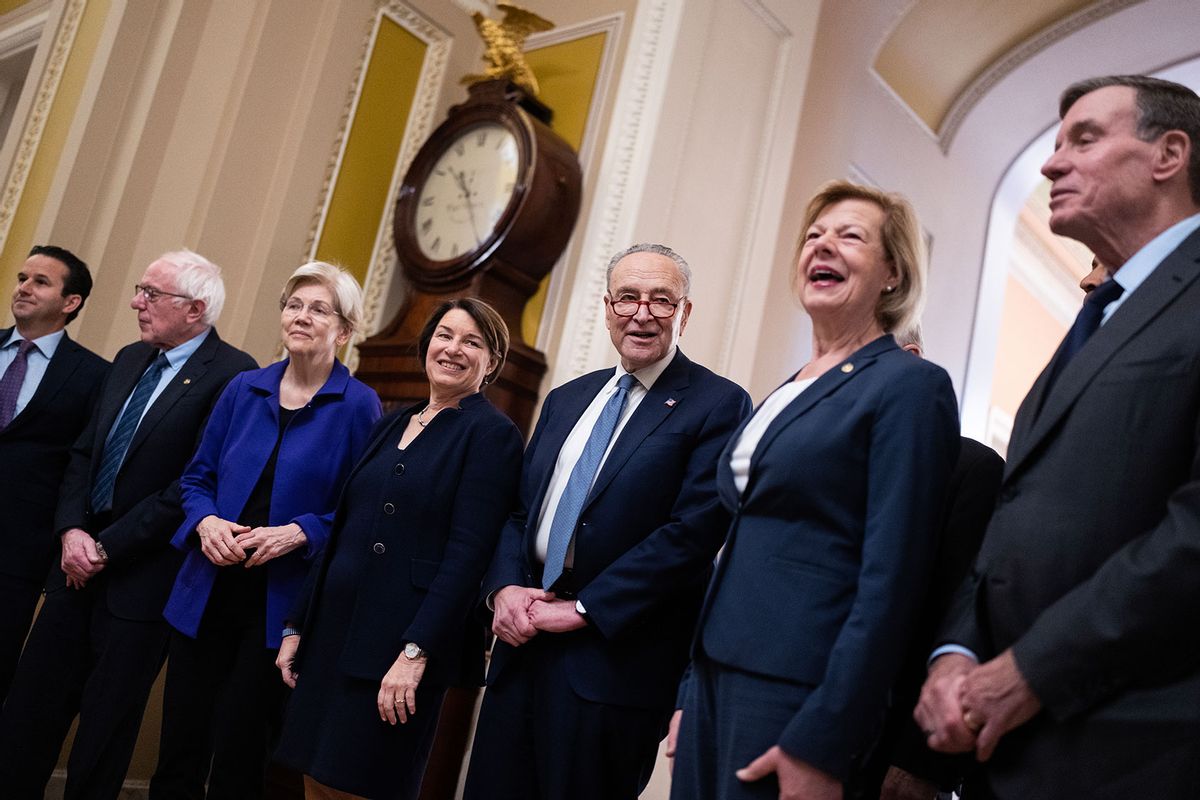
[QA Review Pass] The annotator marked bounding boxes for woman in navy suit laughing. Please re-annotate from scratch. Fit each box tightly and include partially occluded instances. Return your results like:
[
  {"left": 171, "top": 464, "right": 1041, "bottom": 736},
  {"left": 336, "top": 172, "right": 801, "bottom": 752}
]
[{"left": 671, "top": 181, "right": 960, "bottom": 800}]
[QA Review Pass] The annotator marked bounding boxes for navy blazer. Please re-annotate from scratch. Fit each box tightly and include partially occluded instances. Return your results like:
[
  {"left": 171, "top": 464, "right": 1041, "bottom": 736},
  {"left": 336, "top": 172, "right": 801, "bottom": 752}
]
[
  {"left": 695, "top": 335, "right": 959, "bottom": 780},
  {"left": 0, "top": 329, "right": 108, "bottom": 581},
  {"left": 163, "top": 359, "right": 381, "bottom": 647},
  {"left": 294, "top": 393, "right": 523, "bottom": 688},
  {"left": 483, "top": 349, "right": 752, "bottom": 710}
]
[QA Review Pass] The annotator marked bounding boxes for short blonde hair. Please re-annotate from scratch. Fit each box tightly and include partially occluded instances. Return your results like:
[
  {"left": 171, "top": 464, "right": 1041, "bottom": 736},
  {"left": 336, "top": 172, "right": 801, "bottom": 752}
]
[
  {"left": 797, "top": 180, "right": 927, "bottom": 334},
  {"left": 280, "top": 261, "right": 364, "bottom": 334}
]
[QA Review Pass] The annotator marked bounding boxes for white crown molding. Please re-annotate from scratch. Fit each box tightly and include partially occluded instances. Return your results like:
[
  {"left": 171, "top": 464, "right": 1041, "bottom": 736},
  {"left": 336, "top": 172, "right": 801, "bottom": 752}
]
[
  {"left": 0, "top": 0, "right": 85, "bottom": 255},
  {"left": 304, "top": 1, "right": 451, "bottom": 372},
  {"left": 549, "top": 0, "right": 686, "bottom": 384}
]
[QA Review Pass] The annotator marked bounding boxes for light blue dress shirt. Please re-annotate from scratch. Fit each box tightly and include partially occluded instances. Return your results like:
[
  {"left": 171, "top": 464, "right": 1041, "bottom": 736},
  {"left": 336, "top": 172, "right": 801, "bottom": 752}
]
[{"left": 0, "top": 328, "right": 65, "bottom": 418}]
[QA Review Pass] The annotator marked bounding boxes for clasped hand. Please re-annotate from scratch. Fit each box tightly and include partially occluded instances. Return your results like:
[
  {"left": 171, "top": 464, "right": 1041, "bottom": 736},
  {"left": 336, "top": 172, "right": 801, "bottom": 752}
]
[
  {"left": 491, "top": 586, "right": 587, "bottom": 646},
  {"left": 197, "top": 515, "right": 306, "bottom": 567},
  {"left": 913, "top": 649, "right": 1042, "bottom": 762},
  {"left": 60, "top": 528, "right": 106, "bottom": 588}
]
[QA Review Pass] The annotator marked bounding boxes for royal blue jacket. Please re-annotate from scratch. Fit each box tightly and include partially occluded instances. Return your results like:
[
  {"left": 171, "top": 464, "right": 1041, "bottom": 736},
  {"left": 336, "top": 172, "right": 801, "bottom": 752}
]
[{"left": 163, "top": 358, "right": 381, "bottom": 647}]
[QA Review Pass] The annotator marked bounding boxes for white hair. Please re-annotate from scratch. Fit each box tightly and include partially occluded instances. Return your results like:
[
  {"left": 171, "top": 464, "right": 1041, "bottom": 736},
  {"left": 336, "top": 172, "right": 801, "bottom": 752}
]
[{"left": 159, "top": 249, "right": 225, "bottom": 325}]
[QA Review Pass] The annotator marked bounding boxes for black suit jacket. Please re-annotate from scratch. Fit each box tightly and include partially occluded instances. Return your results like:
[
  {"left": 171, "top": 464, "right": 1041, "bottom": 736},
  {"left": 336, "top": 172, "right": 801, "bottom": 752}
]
[
  {"left": 940, "top": 227, "right": 1200, "bottom": 797},
  {"left": 0, "top": 329, "right": 108, "bottom": 582},
  {"left": 50, "top": 330, "right": 256, "bottom": 621},
  {"left": 861, "top": 438, "right": 1003, "bottom": 794},
  {"left": 483, "top": 350, "right": 751, "bottom": 710}
]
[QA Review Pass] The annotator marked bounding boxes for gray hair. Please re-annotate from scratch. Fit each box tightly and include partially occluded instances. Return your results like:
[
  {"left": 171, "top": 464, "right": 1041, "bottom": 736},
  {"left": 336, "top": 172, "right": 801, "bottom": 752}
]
[
  {"left": 1060, "top": 75, "right": 1200, "bottom": 205},
  {"left": 280, "top": 261, "right": 364, "bottom": 334},
  {"left": 604, "top": 243, "right": 692, "bottom": 296},
  {"left": 893, "top": 323, "right": 923, "bottom": 352},
  {"left": 159, "top": 249, "right": 225, "bottom": 325}
]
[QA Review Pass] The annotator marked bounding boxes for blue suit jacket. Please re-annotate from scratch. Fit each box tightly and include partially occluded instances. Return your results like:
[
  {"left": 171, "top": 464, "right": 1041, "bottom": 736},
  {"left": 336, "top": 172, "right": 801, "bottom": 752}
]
[
  {"left": 694, "top": 335, "right": 959, "bottom": 780},
  {"left": 484, "top": 349, "right": 751, "bottom": 710},
  {"left": 163, "top": 358, "right": 381, "bottom": 647}
]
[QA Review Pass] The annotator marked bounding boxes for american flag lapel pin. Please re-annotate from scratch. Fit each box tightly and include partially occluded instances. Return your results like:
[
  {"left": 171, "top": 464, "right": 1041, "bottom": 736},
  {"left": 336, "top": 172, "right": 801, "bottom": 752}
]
[{"left": 665, "top": 398, "right": 677, "bottom": 407}]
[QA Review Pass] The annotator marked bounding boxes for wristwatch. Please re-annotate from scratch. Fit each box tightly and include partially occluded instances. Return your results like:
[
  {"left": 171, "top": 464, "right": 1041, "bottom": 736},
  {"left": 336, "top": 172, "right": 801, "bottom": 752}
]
[
  {"left": 403, "top": 642, "right": 426, "bottom": 660},
  {"left": 94, "top": 540, "right": 109, "bottom": 562}
]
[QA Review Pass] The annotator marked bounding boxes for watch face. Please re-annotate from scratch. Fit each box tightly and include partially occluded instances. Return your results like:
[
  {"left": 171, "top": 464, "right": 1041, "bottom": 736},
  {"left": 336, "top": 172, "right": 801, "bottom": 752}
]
[{"left": 414, "top": 122, "right": 520, "bottom": 262}]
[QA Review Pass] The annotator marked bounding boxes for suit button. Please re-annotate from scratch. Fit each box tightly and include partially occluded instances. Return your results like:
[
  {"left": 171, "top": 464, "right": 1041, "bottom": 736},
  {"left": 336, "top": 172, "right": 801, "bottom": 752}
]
[
  {"left": 394, "top": 463, "right": 405, "bottom": 476},
  {"left": 383, "top": 502, "right": 395, "bottom": 514},
  {"left": 373, "top": 542, "right": 386, "bottom": 554}
]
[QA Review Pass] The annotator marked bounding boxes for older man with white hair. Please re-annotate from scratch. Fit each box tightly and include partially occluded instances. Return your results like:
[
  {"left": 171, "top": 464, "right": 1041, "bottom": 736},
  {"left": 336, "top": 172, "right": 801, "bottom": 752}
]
[{"left": 0, "top": 250, "right": 256, "bottom": 800}]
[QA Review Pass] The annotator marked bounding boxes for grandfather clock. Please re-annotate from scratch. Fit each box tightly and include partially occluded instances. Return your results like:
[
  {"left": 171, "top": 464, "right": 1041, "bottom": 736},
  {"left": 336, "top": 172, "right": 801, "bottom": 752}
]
[{"left": 355, "top": 78, "right": 583, "bottom": 432}]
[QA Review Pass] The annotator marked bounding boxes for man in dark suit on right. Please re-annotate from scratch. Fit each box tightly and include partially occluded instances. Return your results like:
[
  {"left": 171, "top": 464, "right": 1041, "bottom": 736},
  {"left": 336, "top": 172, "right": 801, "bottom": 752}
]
[
  {"left": 0, "top": 249, "right": 256, "bottom": 800},
  {"left": 917, "top": 75, "right": 1200, "bottom": 798},
  {"left": 0, "top": 245, "right": 108, "bottom": 703}
]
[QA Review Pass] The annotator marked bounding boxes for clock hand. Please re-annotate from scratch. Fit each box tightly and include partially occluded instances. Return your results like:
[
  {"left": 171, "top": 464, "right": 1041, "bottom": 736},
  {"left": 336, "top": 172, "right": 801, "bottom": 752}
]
[{"left": 453, "top": 169, "right": 483, "bottom": 246}]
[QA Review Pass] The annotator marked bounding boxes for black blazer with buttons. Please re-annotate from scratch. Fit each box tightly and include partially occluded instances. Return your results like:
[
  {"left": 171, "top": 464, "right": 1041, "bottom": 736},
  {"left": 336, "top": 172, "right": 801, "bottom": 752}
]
[
  {"left": 0, "top": 328, "right": 108, "bottom": 582},
  {"left": 292, "top": 393, "right": 523, "bottom": 688}
]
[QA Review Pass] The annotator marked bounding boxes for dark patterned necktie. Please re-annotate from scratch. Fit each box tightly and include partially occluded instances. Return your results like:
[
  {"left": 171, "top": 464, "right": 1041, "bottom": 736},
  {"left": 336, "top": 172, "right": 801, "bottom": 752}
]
[
  {"left": 90, "top": 353, "right": 170, "bottom": 512},
  {"left": 0, "top": 339, "right": 35, "bottom": 430},
  {"left": 1043, "top": 277, "right": 1125, "bottom": 392}
]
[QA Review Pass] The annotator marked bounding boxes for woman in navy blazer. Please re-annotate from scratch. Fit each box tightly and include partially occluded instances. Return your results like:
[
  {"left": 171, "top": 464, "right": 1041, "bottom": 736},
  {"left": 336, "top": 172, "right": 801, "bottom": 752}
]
[
  {"left": 274, "top": 298, "right": 523, "bottom": 800},
  {"left": 670, "top": 181, "right": 960, "bottom": 800},
  {"left": 153, "top": 262, "right": 381, "bottom": 798}
]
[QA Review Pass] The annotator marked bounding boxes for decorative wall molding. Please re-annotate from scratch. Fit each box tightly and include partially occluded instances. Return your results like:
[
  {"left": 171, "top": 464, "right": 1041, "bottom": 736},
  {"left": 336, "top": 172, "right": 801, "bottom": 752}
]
[
  {"left": 304, "top": 0, "right": 451, "bottom": 371},
  {"left": 715, "top": 0, "right": 791, "bottom": 375},
  {"left": 937, "top": 0, "right": 1139, "bottom": 152},
  {"left": 524, "top": 11, "right": 623, "bottom": 353},
  {"left": 551, "top": 0, "right": 685, "bottom": 384},
  {"left": 0, "top": 0, "right": 85, "bottom": 255}
]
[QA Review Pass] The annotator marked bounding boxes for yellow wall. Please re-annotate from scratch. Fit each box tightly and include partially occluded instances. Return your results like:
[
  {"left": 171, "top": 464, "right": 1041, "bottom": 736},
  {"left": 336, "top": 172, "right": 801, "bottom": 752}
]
[
  {"left": 520, "top": 31, "right": 607, "bottom": 345},
  {"left": 313, "top": 13, "right": 425, "bottom": 287},
  {"left": 0, "top": 0, "right": 112, "bottom": 293}
]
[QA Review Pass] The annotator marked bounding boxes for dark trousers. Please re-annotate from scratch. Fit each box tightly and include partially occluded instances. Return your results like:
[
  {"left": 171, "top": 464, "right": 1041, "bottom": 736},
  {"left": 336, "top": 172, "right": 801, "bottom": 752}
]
[
  {"left": 463, "top": 637, "right": 667, "bottom": 800},
  {"left": 0, "top": 579, "right": 170, "bottom": 800},
  {"left": 150, "top": 590, "right": 284, "bottom": 800},
  {"left": 0, "top": 571, "right": 42, "bottom": 705},
  {"left": 671, "top": 657, "right": 818, "bottom": 800}
]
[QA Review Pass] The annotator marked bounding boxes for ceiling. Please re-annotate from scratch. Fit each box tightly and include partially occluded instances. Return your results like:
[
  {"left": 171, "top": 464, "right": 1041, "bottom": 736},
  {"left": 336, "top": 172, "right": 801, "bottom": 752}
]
[{"left": 873, "top": 0, "right": 1132, "bottom": 133}]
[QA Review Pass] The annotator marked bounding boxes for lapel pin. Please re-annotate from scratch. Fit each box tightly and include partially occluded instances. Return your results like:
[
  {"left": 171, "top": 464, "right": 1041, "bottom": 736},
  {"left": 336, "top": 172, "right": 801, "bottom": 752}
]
[
  {"left": 665, "top": 398, "right": 677, "bottom": 407},
  {"left": 183, "top": 378, "right": 192, "bottom": 385},
  {"left": 841, "top": 363, "right": 854, "bottom": 373}
]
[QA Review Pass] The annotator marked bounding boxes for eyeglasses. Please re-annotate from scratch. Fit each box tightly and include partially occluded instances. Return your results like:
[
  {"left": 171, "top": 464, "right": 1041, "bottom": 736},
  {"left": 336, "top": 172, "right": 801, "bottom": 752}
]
[
  {"left": 607, "top": 295, "right": 684, "bottom": 319},
  {"left": 134, "top": 284, "right": 191, "bottom": 304},
  {"left": 280, "top": 297, "right": 342, "bottom": 322}
]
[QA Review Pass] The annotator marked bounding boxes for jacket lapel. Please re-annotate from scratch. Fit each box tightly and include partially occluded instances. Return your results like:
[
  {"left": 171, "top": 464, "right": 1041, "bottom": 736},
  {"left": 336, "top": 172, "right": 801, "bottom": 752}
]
[
  {"left": 1006, "top": 236, "right": 1200, "bottom": 479},
  {"left": 740, "top": 336, "right": 892, "bottom": 498},
  {"left": 7, "top": 333, "right": 82, "bottom": 431},
  {"left": 584, "top": 351, "right": 691, "bottom": 507},
  {"left": 122, "top": 331, "right": 219, "bottom": 464},
  {"left": 525, "top": 371, "right": 611, "bottom": 524}
]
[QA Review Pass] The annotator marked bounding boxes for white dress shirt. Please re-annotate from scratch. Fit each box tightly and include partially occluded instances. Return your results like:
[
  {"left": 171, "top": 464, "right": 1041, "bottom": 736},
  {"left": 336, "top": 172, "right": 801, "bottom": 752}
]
[
  {"left": 533, "top": 347, "right": 677, "bottom": 562},
  {"left": 729, "top": 377, "right": 817, "bottom": 495}
]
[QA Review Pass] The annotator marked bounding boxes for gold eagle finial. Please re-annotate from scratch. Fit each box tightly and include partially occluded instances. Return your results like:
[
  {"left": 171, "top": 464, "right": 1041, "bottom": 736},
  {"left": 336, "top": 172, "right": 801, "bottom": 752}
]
[{"left": 461, "top": 3, "right": 555, "bottom": 97}]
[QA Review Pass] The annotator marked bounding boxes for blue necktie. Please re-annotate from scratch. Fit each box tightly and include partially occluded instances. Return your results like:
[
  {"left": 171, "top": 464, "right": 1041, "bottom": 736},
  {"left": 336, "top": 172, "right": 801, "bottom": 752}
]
[
  {"left": 1043, "top": 277, "right": 1125, "bottom": 392},
  {"left": 90, "top": 353, "right": 170, "bottom": 513},
  {"left": 543, "top": 373, "right": 639, "bottom": 590}
]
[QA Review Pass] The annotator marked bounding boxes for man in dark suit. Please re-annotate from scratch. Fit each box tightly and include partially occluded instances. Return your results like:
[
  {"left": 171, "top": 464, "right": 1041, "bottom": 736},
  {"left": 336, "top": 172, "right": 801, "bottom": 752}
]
[
  {"left": 0, "top": 245, "right": 108, "bottom": 703},
  {"left": 0, "top": 249, "right": 256, "bottom": 800},
  {"left": 917, "top": 75, "right": 1200, "bottom": 798},
  {"left": 463, "top": 243, "right": 751, "bottom": 799},
  {"left": 855, "top": 326, "right": 1003, "bottom": 800}
]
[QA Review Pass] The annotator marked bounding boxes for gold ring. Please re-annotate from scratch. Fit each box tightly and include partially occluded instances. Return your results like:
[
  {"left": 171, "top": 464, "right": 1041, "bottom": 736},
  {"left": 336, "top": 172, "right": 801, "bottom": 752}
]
[{"left": 962, "top": 709, "right": 984, "bottom": 733}]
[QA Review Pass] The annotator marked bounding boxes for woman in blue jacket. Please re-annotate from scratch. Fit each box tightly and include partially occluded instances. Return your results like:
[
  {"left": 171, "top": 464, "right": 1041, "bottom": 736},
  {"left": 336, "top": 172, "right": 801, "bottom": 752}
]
[
  {"left": 670, "top": 181, "right": 959, "bottom": 800},
  {"left": 274, "top": 298, "right": 523, "bottom": 800},
  {"left": 152, "top": 262, "right": 381, "bottom": 798}
]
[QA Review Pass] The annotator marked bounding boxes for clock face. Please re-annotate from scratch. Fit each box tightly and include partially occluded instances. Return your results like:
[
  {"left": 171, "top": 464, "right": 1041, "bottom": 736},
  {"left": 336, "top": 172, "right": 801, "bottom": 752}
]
[{"left": 413, "top": 122, "right": 521, "bottom": 262}]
